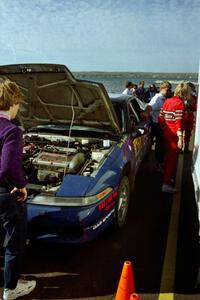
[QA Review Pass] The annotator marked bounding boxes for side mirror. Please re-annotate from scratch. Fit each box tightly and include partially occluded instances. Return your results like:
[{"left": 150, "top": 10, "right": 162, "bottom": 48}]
[
  {"left": 138, "top": 128, "right": 145, "bottom": 135},
  {"left": 131, "top": 127, "right": 146, "bottom": 138},
  {"left": 136, "top": 127, "right": 147, "bottom": 136}
]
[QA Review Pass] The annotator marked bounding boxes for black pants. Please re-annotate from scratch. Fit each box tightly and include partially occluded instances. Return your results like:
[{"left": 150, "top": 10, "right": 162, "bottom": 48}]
[
  {"left": 0, "top": 187, "right": 27, "bottom": 289},
  {"left": 151, "top": 121, "right": 164, "bottom": 164}
]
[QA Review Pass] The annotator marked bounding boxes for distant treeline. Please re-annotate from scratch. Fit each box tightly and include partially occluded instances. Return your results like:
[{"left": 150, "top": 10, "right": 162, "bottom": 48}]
[{"left": 73, "top": 71, "right": 198, "bottom": 80}]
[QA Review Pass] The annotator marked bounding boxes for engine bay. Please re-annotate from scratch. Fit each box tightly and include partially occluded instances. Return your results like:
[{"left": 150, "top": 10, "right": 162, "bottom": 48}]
[{"left": 23, "top": 132, "right": 114, "bottom": 191}]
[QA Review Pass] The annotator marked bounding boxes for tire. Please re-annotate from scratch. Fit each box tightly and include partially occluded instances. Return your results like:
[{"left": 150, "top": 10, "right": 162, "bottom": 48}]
[{"left": 115, "top": 176, "right": 130, "bottom": 229}]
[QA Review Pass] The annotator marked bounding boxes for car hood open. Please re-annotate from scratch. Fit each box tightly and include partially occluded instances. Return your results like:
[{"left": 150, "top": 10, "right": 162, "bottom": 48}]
[{"left": 0, "top": 64, "right": 121, "bottom": 136}]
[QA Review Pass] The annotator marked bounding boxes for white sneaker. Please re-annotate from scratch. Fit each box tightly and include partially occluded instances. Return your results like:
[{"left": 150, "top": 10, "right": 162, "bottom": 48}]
[
  {"left": 162, "top": 184, "right": 176, "bottom": 193},
  {"left": 3, "top": 279, "right": 36, "bottom": 300}
]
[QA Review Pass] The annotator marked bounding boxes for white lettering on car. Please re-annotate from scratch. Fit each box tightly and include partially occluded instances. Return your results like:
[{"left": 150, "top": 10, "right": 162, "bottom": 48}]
[{"left": 92, "top": 208, "right": 115, "bottom": 230}]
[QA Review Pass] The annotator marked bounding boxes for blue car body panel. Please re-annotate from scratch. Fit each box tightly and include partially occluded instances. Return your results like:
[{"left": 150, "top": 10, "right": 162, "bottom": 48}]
[
  {"left": 27, "top": 130, "right": 149, "bottom": 243},
  {"left": 27, "top": 191, "right": 117, "bottom": 243},
  {"left": 56, "top": 175, "right": 94, "bottom": 197}
]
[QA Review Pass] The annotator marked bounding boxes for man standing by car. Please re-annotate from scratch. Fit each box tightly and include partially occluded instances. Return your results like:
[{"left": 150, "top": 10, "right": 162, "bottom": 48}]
[
  {"left": 136, "top": 80, "right": 147, "bottom": 102},
  {"left": 145, "top": 80, "right": 172, "bottom": 171},
  {"left": 0, "top": 79, "right": 36, "bottom": 300}
]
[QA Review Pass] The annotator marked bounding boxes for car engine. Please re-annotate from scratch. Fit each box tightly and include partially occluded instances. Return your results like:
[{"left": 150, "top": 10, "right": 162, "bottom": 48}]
[{"left": 23, "top": 133, "right": 113, "bottom": 189}]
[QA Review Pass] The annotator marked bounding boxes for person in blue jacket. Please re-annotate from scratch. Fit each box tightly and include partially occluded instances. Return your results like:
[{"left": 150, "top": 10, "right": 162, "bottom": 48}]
[{"left": 145, "top": 84, "right": 158, "bottom": 103}]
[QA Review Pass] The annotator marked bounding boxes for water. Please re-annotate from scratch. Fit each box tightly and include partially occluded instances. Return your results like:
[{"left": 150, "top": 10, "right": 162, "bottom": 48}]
[{"left": 73, "top": 71, "right": 198, "bottom": 93}]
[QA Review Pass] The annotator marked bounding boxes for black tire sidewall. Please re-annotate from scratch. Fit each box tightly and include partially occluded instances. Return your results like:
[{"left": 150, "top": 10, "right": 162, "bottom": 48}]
[{"left": 115, "top": 176, "right": 130, "bottom": 229}]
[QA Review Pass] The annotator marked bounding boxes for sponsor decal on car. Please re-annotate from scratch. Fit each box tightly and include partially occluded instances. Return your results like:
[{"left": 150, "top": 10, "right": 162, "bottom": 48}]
[
  {"left": 92, "top": 208, "right": 115, "bottom": 230},
  {"left": 98, "top": 191, "right": 117, "bottom": 211},
  {"left": 132, "top": 136, "right": 143, "bottom": 155},
  {"left": 122, "top": 138, "right": 132, "bottom": 157}
]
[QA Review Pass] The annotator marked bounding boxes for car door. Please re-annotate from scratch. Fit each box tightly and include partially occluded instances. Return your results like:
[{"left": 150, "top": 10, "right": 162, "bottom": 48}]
[{"left": 128, "top": 100, "right": 150, "bottom": 165}]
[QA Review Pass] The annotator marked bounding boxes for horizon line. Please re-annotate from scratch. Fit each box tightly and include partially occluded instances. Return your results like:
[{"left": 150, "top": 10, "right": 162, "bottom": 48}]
[{"left": 72, "top": 70, "right": 198, "bottom": 74}]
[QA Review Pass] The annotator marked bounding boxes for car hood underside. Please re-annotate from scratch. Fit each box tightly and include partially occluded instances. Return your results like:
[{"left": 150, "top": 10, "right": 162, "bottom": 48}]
[{"left": 0, "top": 63, "right": 121, "bottom": 135}]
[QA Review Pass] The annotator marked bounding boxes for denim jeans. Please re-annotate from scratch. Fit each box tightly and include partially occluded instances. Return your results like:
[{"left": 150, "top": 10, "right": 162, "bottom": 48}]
[{"left": 0, "top": 187, "right": 27, "bottom": 289}]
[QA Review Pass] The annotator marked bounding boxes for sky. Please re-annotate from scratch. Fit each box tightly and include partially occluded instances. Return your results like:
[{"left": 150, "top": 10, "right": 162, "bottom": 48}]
[{"left": 0, "top": 0, "right": 200, "bottom": 73}]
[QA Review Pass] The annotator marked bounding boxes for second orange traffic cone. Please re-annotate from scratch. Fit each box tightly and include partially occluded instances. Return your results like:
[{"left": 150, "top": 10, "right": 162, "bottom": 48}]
[
  {"left": 115, "top": 260, "right": 135, "bottom": 300},
  {"left": 129, "top": 293, "right": 140, "bottom": 300}
]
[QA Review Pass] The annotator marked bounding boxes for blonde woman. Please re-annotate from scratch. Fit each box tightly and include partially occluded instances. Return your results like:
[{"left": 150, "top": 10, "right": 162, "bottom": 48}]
[
  {"left": 0, "top": 79, "right": 36, "bottom": 300},
  {"left": 159, "top": 82, "right": 191, "bottom": 193}
]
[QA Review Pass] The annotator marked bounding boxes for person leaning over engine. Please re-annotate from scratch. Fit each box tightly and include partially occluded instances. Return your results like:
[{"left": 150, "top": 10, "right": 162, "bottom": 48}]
[
  {"left": 159, "top": 82, "right": 191, "bottom": 193},
  {"left": 0, "top": 79, "right": 36, "bottom": 300}
]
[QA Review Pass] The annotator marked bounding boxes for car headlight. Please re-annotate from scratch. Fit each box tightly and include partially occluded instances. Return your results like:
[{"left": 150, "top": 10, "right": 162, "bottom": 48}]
[{"left": 28, "top": 187, "right": 113, "bottom": 207}]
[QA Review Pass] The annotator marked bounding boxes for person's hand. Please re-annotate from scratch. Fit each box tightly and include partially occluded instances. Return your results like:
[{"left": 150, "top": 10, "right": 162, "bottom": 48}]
[
  {"left": 177, "top": 136, "right": 183, "bottom": 150},
  {"left": 10, "top": 187, "right": 27, "bottom": 202}
]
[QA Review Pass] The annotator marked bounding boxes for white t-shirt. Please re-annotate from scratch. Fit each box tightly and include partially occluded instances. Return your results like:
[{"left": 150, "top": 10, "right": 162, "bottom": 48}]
[
  {"left": 148, "top": 93, "right": 165, "bottom": 123},
  {"left": 122, "top": 88, "right": 133, "bottom": 95}
]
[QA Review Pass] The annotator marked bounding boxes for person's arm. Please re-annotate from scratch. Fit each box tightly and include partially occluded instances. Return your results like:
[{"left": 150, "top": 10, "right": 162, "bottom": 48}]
[
  {"left": 145, "top": 94, "right": 158, "bottom": 116},
  {"left": 158, "top": 106, "right": 166, "bottom": 127},
  {"left": 175, "top": 102, "right": 185, "bottom": 150}
]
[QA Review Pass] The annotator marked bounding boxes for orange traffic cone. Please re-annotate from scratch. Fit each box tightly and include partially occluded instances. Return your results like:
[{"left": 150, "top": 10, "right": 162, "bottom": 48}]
[
  {"left": 129, "top": 293, "right": 140, "bottom": 300},
  {"left": 115, "top": 261, "right": 135, "bottom": 300}
]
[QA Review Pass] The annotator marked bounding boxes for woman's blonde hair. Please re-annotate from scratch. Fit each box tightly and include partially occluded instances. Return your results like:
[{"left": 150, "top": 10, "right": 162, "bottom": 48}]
[
  {"left": 0, "top": 79, "right": 23, "bottom": 110},
  {"left": 174, "top": 82, "right": 191, "bottom": 99},
  {"left": 160, "top": 80, "right": 171, "bottom": 90}
]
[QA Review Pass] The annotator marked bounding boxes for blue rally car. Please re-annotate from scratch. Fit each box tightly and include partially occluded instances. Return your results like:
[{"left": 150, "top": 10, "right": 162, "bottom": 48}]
[{"left": 0, "top": 64, "right": 152, "bottom": 243}]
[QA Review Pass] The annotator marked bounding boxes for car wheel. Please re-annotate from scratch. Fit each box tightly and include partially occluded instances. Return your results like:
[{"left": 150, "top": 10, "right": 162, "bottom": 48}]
[{"left": 115, "top": 176, "right": 130, "bottom": 229}]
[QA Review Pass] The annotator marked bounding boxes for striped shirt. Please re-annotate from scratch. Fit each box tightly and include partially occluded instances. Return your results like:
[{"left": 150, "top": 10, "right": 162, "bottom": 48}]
[{"left": 159, "top": 96, "right": 185, "bottom": 133}]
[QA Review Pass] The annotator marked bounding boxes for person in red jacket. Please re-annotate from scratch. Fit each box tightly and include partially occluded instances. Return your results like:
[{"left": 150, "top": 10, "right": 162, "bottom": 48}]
[
  {"left": 159, "top": 82, "right": 191, "bottom": 193},
  {"left": 184, "top": 82, "right": 197, "bottom": 152}
]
